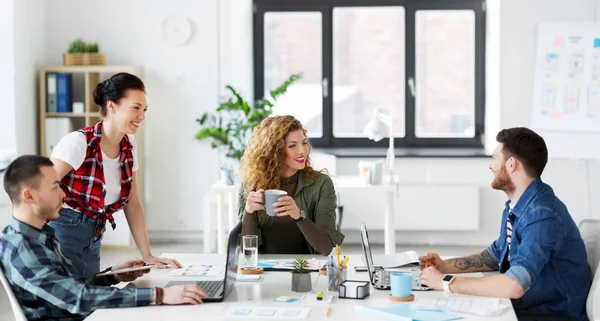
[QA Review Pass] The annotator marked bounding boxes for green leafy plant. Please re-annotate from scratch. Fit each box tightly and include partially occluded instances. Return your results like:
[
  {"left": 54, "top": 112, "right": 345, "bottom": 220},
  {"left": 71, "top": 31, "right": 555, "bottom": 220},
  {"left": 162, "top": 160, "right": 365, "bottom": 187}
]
[
  {"left": 86, "top": 43, "right": 99, "bottom": 53},
  {"left": 291, "top": 256, "right": 310, "bottom": 274},
  {"left": 68, "top": 39, "right": 87, "bottom": 53},
  {"left": 68, "top": 39, "right": 100, "bottom": 53},
  {"left": 195, "top": 73, "right": 302, "bottom": 160}
]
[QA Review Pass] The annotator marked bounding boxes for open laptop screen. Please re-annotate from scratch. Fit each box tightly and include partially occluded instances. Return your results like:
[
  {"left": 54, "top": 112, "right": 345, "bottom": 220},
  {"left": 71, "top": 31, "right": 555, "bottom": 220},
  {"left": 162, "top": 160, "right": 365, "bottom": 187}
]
[
  {"left": 224, "top": 222, "right": 241, "bottom": 298},
  {"left": 360, "top": 223, "right": 376, "bottom": 285}
]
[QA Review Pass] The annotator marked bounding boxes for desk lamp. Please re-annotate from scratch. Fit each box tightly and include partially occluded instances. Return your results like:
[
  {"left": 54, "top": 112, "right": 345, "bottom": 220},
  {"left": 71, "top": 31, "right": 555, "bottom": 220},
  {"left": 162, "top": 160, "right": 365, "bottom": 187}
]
[{"left": 363, "top": 109, "right": 394, "bottom": 181}]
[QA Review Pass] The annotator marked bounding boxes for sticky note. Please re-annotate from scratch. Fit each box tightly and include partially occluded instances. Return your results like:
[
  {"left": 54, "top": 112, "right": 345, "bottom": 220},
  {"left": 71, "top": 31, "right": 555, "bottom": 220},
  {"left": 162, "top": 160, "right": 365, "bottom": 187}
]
[
  {"left": 274, "top": 296, "right": 298, "bottom": 303},
  {"left": 233, "top": 309, "right": 251, "bottom": 316},
  {"left": 594, "top": 38, "right": 600, "bottom": 48},
  {"left": 554, "top": 37, "right": 564, "bottom": 48}
]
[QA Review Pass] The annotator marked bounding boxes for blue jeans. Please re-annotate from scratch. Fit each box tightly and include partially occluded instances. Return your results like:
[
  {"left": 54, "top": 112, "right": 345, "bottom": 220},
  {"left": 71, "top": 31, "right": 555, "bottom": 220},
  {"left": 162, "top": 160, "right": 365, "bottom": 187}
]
[{"left": 47, "top": 208, "right": 105, "bottom": 279}]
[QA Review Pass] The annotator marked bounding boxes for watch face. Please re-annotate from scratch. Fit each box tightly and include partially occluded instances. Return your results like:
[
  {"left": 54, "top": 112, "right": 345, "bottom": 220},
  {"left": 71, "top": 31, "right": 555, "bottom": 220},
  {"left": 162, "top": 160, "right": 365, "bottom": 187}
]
[{"left": 443, "top": 275, "right": 453, "bottom": 282}]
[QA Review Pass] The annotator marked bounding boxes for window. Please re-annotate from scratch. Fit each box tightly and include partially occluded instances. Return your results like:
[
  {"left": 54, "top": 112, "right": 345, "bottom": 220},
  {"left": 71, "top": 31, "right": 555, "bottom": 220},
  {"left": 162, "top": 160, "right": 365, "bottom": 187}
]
[{"left": 254, "top": 0, "right": 486, "bottom": 149}]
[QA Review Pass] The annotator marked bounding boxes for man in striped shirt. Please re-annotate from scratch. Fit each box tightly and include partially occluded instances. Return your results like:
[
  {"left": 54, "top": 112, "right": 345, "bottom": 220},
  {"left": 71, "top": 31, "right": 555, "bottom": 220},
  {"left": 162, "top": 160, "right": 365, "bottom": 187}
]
[
  {"left": 0, "top": 155, "right": 207, "bottom": 321},
  {"left": 418, "top": 128, "right": 591, "bottom": 321}
]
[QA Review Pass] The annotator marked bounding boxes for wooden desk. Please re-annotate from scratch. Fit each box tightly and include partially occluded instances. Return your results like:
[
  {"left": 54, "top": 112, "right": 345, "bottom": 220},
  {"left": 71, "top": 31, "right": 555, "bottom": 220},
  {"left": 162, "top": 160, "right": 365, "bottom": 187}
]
[{"left": 86, "top": 254, "right": 517, "bottom": 320}]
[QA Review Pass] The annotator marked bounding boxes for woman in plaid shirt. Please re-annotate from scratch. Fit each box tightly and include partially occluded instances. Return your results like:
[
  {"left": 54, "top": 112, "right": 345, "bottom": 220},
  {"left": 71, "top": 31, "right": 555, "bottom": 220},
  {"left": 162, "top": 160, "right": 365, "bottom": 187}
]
[{"left": 49, "top": 73, "right": 181, "bottom": 278}]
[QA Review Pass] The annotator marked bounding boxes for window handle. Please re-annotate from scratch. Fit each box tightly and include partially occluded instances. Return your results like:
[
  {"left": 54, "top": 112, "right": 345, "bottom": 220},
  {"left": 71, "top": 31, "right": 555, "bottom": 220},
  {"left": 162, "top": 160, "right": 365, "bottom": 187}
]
[
  {"left": 322, "top": 78, "right": 328, "bottom": 98},
  {"left": 408, "top": 77, "right": 416, "bottom": 97}
]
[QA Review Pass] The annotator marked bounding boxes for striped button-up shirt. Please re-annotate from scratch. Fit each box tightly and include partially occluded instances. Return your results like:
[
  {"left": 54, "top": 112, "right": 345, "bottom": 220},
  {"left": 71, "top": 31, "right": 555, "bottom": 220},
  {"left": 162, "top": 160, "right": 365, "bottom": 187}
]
[{"left": 0, "top": 218, "right": 152, "bottom": 321}]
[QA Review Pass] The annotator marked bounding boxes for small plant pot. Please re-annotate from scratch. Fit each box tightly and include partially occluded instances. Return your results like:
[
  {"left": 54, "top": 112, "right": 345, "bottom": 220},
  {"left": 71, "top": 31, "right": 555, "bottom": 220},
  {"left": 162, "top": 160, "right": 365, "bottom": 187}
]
[
  {"left": 63, "top": 53, "right": 106, "bottom": 65},
  {"left": 291, "top": 273, "right": 312, "bottom": 292}
]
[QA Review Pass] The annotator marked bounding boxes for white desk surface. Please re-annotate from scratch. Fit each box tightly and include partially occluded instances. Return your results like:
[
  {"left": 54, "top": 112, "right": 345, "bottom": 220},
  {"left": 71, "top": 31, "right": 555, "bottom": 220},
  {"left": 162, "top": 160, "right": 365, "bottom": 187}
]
[{"left": 86, "top": 254, "right": 517, "bottom": 321}]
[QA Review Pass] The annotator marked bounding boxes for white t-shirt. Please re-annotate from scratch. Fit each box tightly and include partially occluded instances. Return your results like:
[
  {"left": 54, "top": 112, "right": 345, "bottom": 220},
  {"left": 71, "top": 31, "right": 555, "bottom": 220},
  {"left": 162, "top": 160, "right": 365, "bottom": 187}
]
[{"left": 51, "top": 131, "right": 139, "bottom": 206}]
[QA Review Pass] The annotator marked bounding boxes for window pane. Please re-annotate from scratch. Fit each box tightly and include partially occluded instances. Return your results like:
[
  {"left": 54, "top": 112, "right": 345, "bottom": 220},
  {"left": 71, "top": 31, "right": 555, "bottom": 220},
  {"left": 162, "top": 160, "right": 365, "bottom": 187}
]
[
  {"left": 333, "top": 7, "right": 405, "bottom": 138},
  {"left": 416, "top": 10, "right": 475, "bottom": 138},
  {"left": 264, "top": 12, "right": 322, "bottom": 138}
]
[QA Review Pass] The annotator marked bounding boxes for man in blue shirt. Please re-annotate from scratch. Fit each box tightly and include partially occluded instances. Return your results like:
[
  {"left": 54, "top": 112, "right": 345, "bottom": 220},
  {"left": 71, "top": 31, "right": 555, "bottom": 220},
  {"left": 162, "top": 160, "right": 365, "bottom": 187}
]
[
  {"left": 0, "top": 155, "right": 207, "bottom": 320},
  {"left": 419, "top": 128, "right": 591, "bottom": 320}
]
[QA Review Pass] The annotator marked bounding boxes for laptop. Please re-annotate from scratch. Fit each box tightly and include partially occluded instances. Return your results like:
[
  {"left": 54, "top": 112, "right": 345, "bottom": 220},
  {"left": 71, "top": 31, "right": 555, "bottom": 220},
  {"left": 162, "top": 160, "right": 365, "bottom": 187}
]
[
  {"left": 360, "top": 223, "right": 430, "bottom": 291},
  {"left": 164, "top": 222, "right": 241, "bottom": 302},
  {"left": 358, "top": 224, "right": 420, "bottom": 270}
]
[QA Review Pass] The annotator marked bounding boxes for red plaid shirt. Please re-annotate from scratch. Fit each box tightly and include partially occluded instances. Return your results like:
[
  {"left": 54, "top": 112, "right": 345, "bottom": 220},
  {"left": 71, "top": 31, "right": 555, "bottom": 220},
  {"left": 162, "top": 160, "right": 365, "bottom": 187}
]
[{"left": 60, "top": 121, "right": 135, "bottom": 230}]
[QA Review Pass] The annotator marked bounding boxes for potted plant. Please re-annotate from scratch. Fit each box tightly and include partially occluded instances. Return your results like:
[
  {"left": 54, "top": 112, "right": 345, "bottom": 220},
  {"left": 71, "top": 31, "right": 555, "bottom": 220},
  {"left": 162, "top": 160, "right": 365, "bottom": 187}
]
[
  {"left": 195, "top": 73, "right": 302, "bottom": 184},
  {"left": 291, "top": 256, "right": 312, "bottom": 292},
  {"left": 63, "top": 39, "right": 106, "bottom": 65}
]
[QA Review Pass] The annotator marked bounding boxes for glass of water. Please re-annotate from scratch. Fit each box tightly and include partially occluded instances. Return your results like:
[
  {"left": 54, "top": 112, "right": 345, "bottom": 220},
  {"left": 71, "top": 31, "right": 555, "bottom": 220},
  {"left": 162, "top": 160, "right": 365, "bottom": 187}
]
[{"left": 242, "top": 235, "right": 258, "bottom": 270}]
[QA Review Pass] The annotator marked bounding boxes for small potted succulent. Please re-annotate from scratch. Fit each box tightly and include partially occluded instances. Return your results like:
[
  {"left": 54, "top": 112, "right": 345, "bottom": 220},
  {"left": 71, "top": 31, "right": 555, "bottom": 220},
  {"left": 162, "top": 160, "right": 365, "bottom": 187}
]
[{"left": 291, "top": 256, "right": 312, "bottom": 292}]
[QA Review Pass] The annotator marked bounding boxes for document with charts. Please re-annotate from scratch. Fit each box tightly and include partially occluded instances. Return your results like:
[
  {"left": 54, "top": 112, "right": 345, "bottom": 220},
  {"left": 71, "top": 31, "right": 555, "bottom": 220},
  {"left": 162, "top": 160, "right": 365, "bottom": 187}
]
[
  {"left": 168, "top": 264, "right": 223, "bottom": 276},
  {"left": 222, "top": 306, "right": 310, "bottom": 319},
  {"left": 413, "top": 297, "right": 510, "bottom": 316}
]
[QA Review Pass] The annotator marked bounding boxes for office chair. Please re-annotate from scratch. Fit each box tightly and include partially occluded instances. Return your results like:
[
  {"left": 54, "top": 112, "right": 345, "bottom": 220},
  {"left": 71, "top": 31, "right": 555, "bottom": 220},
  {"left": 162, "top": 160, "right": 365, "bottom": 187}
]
[
  {"left": 578, "top": 219, "right": 600, "bottom": 321},
  {"left": 0, "top": 267, "right": 27, "bottom": 321},
  {"left": 335, "top": 191, "right": 343, "bottom": 231}
]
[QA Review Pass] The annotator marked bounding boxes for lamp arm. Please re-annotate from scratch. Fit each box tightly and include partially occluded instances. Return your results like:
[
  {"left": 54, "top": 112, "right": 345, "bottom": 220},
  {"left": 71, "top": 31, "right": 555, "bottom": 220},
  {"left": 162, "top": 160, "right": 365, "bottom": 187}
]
[{"left": 387, "top": 122, "right": 394, "bottom": 174}]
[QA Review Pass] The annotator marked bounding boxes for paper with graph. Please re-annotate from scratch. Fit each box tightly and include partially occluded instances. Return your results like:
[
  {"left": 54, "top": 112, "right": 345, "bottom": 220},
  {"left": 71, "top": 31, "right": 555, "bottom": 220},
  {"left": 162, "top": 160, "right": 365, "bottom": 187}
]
[
  {"left": 222, "top": 306, "right": 310, "bottom": 319},
  {"left": 413, "top": 297, "right": 510, "bottom": 316}
]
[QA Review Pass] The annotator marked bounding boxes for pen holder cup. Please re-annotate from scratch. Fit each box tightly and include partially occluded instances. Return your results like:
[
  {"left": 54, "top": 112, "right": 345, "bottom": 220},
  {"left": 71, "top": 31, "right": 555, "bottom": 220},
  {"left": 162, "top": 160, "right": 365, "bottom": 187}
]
[{"left": 327, "top": 265, "right": 348, "bottom": 292}]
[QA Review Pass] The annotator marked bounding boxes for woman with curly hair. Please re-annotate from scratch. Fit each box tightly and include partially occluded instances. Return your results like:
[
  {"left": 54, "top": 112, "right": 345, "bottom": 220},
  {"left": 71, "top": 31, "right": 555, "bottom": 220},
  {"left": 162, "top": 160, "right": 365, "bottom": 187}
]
[{"left": 238, "top": 115, "right": 344, "bottom": 255}]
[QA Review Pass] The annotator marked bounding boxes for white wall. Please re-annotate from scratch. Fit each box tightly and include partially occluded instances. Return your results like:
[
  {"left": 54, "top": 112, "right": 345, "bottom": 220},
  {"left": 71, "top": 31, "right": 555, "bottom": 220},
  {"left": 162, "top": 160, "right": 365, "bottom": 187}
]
[
  {"left": 13, "top": 0, "right": 47, "bottom": 156},
  {"left": 0, "top": 0, "right": 16, "bottom": 154}
]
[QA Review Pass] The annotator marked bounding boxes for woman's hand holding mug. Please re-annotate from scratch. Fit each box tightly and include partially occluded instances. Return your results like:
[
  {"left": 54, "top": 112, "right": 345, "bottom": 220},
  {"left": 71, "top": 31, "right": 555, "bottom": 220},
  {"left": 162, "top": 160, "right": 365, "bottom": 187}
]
[{"left": 245, "top": 189, "right": 265, "bottom": 214}]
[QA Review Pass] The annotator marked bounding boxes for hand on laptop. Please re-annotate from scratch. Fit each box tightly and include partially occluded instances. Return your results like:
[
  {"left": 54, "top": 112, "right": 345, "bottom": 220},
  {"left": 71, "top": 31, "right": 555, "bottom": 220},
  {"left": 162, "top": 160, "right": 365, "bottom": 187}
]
[
  {"left": 418, "top": 252, "right": 445, "bottom": 272},
  {"left": 111, "top": 258, "right": 152, "bottom": 282},
  {"left": 163, "top": 284, "right": 208, "bottom": 304}
]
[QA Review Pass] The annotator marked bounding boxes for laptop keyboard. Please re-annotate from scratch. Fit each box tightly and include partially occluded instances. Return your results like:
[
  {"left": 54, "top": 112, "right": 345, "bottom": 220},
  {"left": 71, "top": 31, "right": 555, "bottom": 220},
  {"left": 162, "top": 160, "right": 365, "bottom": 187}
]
[{"left": 197, "top": 280, "right": 224, "bottom": 297}]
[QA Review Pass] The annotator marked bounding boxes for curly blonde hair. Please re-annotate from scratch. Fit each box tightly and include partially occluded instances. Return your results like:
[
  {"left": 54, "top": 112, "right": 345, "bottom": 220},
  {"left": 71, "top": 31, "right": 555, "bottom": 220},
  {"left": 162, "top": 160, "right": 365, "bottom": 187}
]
[{"left": 240, "top": 116, "right": 317, "bottom": 224}]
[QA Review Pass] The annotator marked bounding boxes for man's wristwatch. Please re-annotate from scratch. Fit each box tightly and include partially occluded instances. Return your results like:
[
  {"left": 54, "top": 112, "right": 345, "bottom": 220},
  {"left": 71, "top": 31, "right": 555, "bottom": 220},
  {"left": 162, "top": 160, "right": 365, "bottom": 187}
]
[
  {"left": 294, "top": 210, "right": 307, "bottom": 222},
  {"left": 442, "top": 275, "right": 455, "bottom": 292}
]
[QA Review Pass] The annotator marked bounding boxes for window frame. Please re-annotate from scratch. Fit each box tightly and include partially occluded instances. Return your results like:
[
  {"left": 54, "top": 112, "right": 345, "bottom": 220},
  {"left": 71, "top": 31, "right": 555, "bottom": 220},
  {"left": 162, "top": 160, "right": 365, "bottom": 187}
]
[{"left": 253, "top": 0, "right": 487, "bottom": 149}]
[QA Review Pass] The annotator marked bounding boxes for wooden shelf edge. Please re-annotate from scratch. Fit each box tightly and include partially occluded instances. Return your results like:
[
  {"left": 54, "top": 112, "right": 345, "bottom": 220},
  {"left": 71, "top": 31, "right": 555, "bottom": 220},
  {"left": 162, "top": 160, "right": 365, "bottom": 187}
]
[
  {"left": 45, "top": 113, "right": 87, "bottom": 117},
  {"left": 39, "top": 65, "right": 143, "bottom": 73}
]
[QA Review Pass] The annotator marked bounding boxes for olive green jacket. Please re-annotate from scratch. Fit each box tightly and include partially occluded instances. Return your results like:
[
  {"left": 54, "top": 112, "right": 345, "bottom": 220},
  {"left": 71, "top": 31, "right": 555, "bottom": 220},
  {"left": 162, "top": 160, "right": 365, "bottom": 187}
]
[{"left": 237, "top": 171, "right": 345, "bottom": 255}]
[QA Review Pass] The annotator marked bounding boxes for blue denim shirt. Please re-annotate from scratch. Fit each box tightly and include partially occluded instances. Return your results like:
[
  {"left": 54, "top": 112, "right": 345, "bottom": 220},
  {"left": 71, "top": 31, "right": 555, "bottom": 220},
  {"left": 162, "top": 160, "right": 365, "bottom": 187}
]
[{"left": 486, "top": 178, "right": 591, "bottom": 320}]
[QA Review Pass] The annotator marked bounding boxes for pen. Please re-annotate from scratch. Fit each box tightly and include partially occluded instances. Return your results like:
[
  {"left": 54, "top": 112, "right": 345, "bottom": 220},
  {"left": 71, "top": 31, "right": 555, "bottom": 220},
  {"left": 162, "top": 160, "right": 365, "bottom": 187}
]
[
  {"left": 326, "top": 306, "right": 332, "bottom": 317},
  {"left": 342, "top": 256, "right": 349, "bottom": 268},
  {"left": 336, "top": 245, "right": 341, "bottom": 267}
]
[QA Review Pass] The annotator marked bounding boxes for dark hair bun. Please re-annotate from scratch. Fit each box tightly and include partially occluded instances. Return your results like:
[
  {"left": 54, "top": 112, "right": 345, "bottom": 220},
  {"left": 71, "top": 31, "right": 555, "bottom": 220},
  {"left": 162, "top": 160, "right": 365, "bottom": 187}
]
[{"left": 92, "top": 81, "right": 106, "bottom": 106}]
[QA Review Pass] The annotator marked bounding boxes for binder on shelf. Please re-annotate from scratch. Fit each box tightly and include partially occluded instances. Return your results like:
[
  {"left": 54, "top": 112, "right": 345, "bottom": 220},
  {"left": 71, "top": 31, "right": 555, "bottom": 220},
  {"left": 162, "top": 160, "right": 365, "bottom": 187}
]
[
  {"left": 56, "top": 73, "right": 73, "bottom": 113},
  {"left": 46, "top": 73, "right": 57, "bottom": 113}
]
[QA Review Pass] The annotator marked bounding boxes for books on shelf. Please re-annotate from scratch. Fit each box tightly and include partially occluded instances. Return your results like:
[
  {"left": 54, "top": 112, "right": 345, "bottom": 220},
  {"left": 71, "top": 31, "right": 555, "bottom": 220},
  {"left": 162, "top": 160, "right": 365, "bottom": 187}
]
[
  {"left": 56, "top": 73, "right": 72, "bottom": 113},
  {"left": 46, "top": 73, "right": 57, "bottom": 113}
]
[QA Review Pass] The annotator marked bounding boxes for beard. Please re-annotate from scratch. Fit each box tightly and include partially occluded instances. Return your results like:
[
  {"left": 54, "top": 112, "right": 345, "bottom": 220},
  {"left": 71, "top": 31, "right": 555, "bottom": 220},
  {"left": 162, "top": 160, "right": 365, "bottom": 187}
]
[
  {"left": 39, "top": 203, "right": 61, "bottom": 221},
  {"left": 491, "top": 166, "right": 515, "bottom": 193}
]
